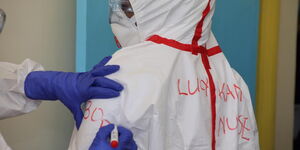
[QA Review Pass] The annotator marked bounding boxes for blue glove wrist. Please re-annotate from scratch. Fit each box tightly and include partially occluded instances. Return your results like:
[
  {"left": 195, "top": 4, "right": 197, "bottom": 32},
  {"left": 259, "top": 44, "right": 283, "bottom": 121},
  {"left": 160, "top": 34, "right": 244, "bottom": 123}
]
[{"left": 25, "top": 71, "right": 62, "bottom": 100}]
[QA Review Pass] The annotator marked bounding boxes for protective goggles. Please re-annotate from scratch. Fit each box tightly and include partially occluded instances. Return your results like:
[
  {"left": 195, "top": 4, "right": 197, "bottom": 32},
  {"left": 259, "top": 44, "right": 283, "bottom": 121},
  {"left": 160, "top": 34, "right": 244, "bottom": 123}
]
[
  {"left": 109, "top": 0, "right": 135, "bottom": 24},
  {"left": 0, "top": 9, "right": 6, "bottom": 33}
]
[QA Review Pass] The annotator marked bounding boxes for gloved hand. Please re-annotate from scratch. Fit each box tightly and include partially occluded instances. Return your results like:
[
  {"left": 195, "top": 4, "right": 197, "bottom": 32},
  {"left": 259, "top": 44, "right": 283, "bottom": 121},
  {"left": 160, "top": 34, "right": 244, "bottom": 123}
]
[
  {"left": 24, "top": 56, "right": 123, "bottom": 129},
  {"left": 89, "top": 124, "right": 137, "bottom": 150}
]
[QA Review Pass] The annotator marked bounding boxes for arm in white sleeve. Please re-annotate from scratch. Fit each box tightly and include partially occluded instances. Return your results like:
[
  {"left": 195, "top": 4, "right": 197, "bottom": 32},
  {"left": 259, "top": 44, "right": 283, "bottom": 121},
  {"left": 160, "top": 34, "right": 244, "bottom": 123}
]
[{"left": 0, "top": 59, "right": 44, "bottom": 119}]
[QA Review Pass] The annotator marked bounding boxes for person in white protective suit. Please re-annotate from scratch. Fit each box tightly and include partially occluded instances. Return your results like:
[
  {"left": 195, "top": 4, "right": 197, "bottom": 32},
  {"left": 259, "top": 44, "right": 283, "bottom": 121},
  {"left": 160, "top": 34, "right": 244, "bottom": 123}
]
[
  {"left": 69, "top": 0, "right": 260, "bottom": 149},
  {"left": 0, "top": 8, "right": 137, "bottom": 150}
]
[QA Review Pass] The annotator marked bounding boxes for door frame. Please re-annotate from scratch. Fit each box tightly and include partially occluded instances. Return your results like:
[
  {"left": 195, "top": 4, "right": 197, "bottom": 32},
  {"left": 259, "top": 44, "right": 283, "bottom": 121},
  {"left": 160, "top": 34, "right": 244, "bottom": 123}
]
[{"left": 275, "top": 0, "right": 298, "bottom": 150}]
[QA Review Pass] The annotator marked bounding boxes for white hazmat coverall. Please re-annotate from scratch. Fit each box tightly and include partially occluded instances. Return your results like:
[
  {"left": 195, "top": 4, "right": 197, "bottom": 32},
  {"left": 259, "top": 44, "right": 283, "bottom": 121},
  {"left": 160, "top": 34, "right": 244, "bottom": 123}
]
[
  {"left": 69, "top": 0, "right": 259, "bottom": 149},
  {"left": 0, "top": 59, "right": 43, "bottom": 150}
]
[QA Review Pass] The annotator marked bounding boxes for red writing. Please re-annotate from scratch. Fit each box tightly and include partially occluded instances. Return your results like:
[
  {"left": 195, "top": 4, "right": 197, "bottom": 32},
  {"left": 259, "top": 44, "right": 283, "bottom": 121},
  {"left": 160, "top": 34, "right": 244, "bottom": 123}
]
[
  {"left": 218, "top": 115, "right": 251, "bottom": 141},
  {"left": 177, "top": 78, "right": 243, "bottom": 102},
  {"left": 84, "top": 101, "right": 110, "bottom": 127},
  {"left": 178, "top": 78, "right": 209, "bottom": 96},
  {"left": 218, "top": 83, "right": 243, "bottom": 102}
]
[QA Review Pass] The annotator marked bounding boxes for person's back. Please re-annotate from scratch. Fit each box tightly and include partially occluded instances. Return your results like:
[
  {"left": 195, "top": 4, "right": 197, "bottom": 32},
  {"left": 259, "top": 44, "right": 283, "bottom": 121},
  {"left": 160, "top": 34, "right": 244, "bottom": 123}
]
[{"left": 69, "top": 0, "right": 259, "bottom": 149}]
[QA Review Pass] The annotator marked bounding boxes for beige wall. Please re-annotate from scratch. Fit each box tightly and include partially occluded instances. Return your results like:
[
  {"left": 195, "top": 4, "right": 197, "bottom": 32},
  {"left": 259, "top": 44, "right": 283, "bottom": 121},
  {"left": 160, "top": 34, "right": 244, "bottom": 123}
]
[
  {"left": 275, "top": 0, "right": 298, "bottom": 150},
  {"left": 0, "top": 0, "right": 75, "bottom": 150}
]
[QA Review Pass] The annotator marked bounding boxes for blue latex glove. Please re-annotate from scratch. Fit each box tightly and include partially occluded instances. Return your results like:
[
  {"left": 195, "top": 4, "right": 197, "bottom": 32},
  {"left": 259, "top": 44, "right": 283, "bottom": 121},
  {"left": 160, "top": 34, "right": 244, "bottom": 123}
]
[
  {"left": 24, "top": 56, "right": 123, "bottom": 129},
  {"left": 89, "top": 124, "right": 137, "bottom": 150}
]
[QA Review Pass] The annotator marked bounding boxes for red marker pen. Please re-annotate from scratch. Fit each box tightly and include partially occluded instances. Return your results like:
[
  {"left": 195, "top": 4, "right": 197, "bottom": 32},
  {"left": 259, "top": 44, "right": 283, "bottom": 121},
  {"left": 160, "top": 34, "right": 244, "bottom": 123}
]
[{"left": 110, "top": 125, "right": 119, "bottom": 148}]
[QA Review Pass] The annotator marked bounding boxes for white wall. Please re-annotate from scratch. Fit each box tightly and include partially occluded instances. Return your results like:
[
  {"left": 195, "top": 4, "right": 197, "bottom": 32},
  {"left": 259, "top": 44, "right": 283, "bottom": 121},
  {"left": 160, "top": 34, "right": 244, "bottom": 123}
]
[{"left": 0, "top": 0, "right": 75, "bottom": 150}]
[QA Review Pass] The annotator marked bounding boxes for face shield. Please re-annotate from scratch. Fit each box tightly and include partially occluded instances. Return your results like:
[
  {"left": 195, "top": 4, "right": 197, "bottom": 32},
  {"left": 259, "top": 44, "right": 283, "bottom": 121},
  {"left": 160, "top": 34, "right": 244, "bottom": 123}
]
[
  {"left": 0, "top": 9, "right": 6, "bottom": 34},
  {"left": 108, "top": 0, "right": 141, "bottom": 48}
]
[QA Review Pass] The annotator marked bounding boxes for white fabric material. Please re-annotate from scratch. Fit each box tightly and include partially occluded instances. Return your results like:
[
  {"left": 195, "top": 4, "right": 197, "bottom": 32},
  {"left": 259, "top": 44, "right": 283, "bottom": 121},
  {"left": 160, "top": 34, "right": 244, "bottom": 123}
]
[
  {"left": 0, "top": 133, "right": 11, "bottom": 150},
  {"left": 0, "top": 59, "right": 43, "bottom": 119},
  {"left": 111, "top": 11, "right": 141, "bottom": 47},
  {"left": 0, "top": 59, "right": 43, "bottom": 149},
  {"left": 69, "top": 0, "right": 259, "bottom": 149}
]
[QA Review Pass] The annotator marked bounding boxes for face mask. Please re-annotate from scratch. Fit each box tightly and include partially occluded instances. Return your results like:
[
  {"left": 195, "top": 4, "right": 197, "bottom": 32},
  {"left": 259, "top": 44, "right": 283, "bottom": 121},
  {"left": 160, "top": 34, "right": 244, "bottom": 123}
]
[{"left": 110, "top": 10, "right": 141, "bottom": 48}]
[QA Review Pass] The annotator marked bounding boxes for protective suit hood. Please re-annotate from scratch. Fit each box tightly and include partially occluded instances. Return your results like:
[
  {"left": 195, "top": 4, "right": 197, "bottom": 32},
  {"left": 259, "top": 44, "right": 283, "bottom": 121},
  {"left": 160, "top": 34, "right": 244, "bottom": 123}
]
[{"left": 131, "top": 0, "right": 214, "bottom": 45}]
